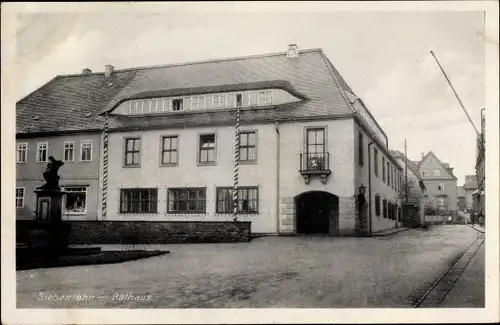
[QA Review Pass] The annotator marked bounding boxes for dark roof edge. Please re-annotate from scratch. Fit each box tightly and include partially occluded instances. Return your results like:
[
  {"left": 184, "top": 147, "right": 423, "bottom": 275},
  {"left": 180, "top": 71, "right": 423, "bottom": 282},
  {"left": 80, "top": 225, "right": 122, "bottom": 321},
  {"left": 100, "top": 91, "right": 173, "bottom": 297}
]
[
  {"left": 16, "top": 129, "right": 103, "bottom": 138},
  {"left": 100, "top": 80, "right": 309, "bottom": 115},
  {"left": 352, "top": 98, "right": 389, "bottom": 145},
  {"left": 107, "top": 113, "right": 356, "bottom": 134}
]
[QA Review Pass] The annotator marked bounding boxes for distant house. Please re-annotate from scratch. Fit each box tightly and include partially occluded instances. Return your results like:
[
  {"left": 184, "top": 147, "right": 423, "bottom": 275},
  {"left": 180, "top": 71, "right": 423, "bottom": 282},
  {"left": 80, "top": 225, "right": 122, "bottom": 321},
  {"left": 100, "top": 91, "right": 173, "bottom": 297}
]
[
  {"left": 463, "top": 175, "right": 478, "bottom": 211},
  {"left": 457, "top": 186, "right": 466, "bottom": 211},
  {"left": 419, "top": 151, "right": 458, "bottom": 215},
  {"left": 474, "top": 111, "right": 485, "bottom": 217},
  {"left": 390, "top": 150, "right": 426, "bottom": 225}
]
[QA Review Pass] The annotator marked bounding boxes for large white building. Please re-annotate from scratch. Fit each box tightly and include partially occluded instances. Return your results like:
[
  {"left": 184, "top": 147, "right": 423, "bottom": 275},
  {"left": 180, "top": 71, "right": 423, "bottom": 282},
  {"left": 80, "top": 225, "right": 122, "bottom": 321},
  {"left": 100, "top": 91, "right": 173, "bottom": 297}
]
[{"left": 98, "top": 45, "right": 404, "bottom": 236}]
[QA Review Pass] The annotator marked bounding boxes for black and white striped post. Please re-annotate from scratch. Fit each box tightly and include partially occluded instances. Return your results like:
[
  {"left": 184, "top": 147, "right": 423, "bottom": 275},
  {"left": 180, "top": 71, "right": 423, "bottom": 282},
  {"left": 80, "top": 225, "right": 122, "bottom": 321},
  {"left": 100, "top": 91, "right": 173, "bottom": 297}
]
[
  {"left": 102, "top": 112, "right": 109, "bottom": 220},
  {"left": 233, "top": 104, "right": 241, "bottom": 221}
]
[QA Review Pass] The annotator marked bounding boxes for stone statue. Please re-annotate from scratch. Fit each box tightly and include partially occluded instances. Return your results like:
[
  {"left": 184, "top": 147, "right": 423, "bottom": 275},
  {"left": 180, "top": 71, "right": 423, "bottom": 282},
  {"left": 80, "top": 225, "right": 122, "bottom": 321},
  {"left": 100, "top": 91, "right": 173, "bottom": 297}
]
[{"left": 39, "top": 156, "right": 64, "bottom": 190}]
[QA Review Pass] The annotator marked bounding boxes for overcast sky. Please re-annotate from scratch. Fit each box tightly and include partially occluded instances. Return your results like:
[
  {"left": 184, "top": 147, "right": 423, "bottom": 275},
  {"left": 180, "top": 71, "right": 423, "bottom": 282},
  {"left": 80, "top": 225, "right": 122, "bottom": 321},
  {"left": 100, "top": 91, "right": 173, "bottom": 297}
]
[{"left": 11, "top": 5, "right": 485, "bottom": 184}]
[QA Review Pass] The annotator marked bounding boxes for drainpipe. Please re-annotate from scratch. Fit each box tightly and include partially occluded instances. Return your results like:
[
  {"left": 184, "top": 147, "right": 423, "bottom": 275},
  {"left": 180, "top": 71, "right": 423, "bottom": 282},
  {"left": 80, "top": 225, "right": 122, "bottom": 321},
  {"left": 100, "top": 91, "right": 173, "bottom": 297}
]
[
  {"left": 275, "top": 121, "right": 281, "bottom": 235},
  {"left": 368, "top": 140, "right": 375, "bottom": 236}
]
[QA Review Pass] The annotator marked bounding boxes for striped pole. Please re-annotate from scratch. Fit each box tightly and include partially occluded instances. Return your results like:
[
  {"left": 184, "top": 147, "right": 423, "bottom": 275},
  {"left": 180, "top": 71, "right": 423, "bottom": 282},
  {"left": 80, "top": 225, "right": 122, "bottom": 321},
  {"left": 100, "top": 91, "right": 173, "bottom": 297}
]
[
  {"left": 102, "top": 112, "right": 109, "bottom": 220},
  {"left": 233, "top": 105, "right": 241, "bottom": 221}
]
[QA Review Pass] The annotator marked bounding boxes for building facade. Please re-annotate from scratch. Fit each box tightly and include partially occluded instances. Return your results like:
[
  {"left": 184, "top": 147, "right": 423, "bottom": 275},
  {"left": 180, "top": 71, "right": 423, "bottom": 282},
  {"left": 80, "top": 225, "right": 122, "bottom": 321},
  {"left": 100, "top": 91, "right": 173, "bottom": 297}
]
[
  {"left": 16, "top": 69, "right": 136, "bottom": 220},
  {"left": 474, "top": 109, "right": 485, "bottom": 217},
  {"left": 419, "top": 151, "right": 458, "bottom": 215},
  {"left": 457, "top": 186, "right": 466, "bottom": 211},
  {"left": 463, "top": 175, "right": 478, "bottom": 211},
  {"left": 100, "top": 45, "right": 403, "bottom": 236},
  {"left": 390, "top": 150, "right": 426, "bottom": 225}
]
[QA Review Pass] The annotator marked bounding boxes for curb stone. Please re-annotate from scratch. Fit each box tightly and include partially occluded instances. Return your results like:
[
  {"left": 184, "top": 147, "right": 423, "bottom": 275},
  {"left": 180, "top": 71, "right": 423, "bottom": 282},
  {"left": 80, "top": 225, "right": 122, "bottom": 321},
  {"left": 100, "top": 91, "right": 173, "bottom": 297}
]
[{"left": 413, "top": 236, "right": 484, "bottom": 308}]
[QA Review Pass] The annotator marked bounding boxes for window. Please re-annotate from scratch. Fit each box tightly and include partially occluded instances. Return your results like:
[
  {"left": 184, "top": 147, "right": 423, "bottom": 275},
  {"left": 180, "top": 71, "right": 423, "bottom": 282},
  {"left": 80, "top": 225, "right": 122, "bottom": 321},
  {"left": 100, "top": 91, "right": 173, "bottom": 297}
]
[
  {"left": 15, "top": 188, "right": 24, "bottom": 208},
  {"left": 382, "top": 157, "right": 386, "bottom": 182},
  {"left": 199, "top": 134, "right": 216, "bottom": 164},
  {"left": 120, "top": 188, "right": 158, "bottom": 213},
  {"left": 258, "top": 91, "right": 272, "bottom": 106},
  {"left": 167, "top": 188, "right": 206, "bottom": 213},
  {"left": 422, "top": 170, "right": 430, "bottom": 177},
  {"left": 236, "top": 93, "right": 243, "bottom": 107},
  {"left": 17, "top": 143, "right": 27, "bottom": 163},
  {"left": 63, "top": 141, "right": 75, "bottom": 162},
  {"left": 437, "top": 197, "right": 447, "bottom": 207},
  {"left": 124, "top": 137, "right": 140, "bottom": 166},
  {"left": 434, "top": 169, "right": 441, "bottom": 176},
  {"left": 80, "top": 140, "right": 92, "bottom": 161},
  {"left": 358, "top": 133, "right": 364, "bottom": 166},
  {"left": 249, "top": 92, "right": 258, "bottom": 106},
  {"left": 216, "top": 187, "right": 259, "bottom": 214},
  {"left": 172, "top": 99, "right": 183, "bottom": 111},
  {"left": 375, "top": 194, "right": 381, "bottom": 216},
  {"left": 63, "top": 187, "right": 87, "bottom": 214},
  {"left": 36, "top": 142, "right": 48, "bottom": 162},
  {"left": 191, "top": 96, "right": 199, "bottom": 109},
  {"left": 205, "top": 95, "right": 213, "bottom": 109},
  {"left": 149, "top": 99, "right": 161, "bottom": 113},
  {"left": 383, "top": 199, "right": 387, "bottom": 218},
  {"left": 387, "top": 162, "right": 390, "bottom": 185},
  {"left": 130, "top": 101, "right": 143, "bottom": 114},
  {"left": 438, "top": 183, "right": 445, "bottom": 191},
  {"left": 306, "top": 128, "right": 326, "bottom": 170},
  {"left": 374, "top": 148, "right": 379, "bottom": 177},
  {"left": 161, "top": 136, "right": 178, "bottom": 165},
  {"left": 240, "top": 131, "right": 256, "bottom": 162},
  {"left": 213, "top": 94, "right": 223, "bottom": 108}
]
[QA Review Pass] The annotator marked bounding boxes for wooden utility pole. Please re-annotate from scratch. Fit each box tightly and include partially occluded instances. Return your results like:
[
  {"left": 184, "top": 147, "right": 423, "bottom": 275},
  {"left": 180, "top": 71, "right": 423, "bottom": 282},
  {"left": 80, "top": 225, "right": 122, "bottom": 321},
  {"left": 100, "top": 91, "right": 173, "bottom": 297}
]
[{"left": 430, "top": 50, "right": 480, "bottom": 136}]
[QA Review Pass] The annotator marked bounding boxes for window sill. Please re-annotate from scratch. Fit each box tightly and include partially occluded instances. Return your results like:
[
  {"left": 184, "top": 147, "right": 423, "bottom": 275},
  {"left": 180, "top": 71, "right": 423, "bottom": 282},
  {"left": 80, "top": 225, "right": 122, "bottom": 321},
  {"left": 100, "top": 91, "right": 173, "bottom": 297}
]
[
  {"left": 197, "top": 162, "right": 217, "bottom": 167},
  {"left": 16, "top": 161, "right": 27, "bottom": 164},
  {"left": 165, "top": 212, "right": 207, "bottom": 215},
  {"left": 239, "top": 160, "right": 258, "bottom": 165},
  {"left": 160, "top": 163, "right": 179, "bottom": 167},
  {"left": 122, "top": 165, "right": 141, "bottom": 168},
  {"left": 119, "top": 212, "right": 159, "bottom": 215},
  {"left": 79, "top": 160, "right": 92, "bottom": 163},
  {"left": 64, "top": 212, "right": 86, "bottom": 215}
]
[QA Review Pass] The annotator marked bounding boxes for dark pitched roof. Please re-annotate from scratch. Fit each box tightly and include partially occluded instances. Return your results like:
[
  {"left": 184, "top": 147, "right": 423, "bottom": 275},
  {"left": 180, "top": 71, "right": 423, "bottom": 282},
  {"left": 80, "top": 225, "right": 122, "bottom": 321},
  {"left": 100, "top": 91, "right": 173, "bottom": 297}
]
[
  {"left": 16, "top": 71, "right": 137, "bottom": 134},
  {"left": 464, "top": 175, "right": 478, "bottom": 190},
  {"left": 390, "top": 150, "right": 424, "bottom": 182},
  {"left": 102, "top": 49, "right": 355, "bottom": 130}
]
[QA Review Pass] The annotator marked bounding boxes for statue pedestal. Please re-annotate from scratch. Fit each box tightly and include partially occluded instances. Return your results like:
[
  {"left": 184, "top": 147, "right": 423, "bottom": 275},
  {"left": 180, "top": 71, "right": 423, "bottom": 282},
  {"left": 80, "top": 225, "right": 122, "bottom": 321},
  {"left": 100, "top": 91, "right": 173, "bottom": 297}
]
[{"left": 34, "top": 188, "right": 67, "bottom": 249}]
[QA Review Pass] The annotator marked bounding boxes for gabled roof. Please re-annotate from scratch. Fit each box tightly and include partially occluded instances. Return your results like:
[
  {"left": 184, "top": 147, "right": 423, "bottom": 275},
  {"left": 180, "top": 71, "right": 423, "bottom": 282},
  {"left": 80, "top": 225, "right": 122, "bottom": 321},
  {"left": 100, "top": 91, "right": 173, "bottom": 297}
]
[
  {"left": 420, "top": 151, "right": 458, "bottom": 180},
  {"left": 101, "top": 49, "right": 356, "bottom": 130},
  {"left": 16, "top": 71, "right": 137, "bottom": 135},
  {"left": 390, "top": 150, "right": 426, "bottom": 190}
]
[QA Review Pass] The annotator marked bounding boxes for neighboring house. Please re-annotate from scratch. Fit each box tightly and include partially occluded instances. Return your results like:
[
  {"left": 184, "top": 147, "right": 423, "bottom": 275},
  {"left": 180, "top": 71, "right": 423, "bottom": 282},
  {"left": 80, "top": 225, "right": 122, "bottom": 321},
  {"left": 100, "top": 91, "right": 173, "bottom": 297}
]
[
  {"left": 419, "top": 151, "right": 458, "bottom": 215},
  {"left": 15, "top": 67, "right": 135, "bottom": 220},
  {"left": 390, "top": 150, "right": 426, "bottom": 225},
  {"left": 98, "top": 45, "right": 403, "bottom": 236},
  {"left": 463, "top": 175, "right": 478, "bottom": 211},
  {"left": 457, "top": 186, "right": 466, "bottom": 211},
  {"left": 474, "top": 109, "right": 485, "bottom": 217}
]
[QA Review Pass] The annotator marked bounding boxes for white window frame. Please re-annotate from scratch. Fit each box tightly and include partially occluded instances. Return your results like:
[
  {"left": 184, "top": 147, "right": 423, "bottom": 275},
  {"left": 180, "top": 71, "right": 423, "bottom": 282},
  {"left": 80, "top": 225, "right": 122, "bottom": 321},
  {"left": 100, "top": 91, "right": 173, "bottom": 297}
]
[
  {"left": 80, "top": 140, "right": 93, "bottom": 161},
  {"left": 249, "top": 91, "right": 258, "bottom": 106},
  {"left": 439, "top": 183, "right": 445, "bottom": 191},
  {"left": 63, "top": 141, "right": 75, "bottom": 162},
  {"left": 36, "top": 142, "right": 48, "bottom": 162},
  {"left": 434, "top": 169, "right": 441, "bottom": 176},
  {"left": 129, "top": 101, "right": 143, "bottom": 114},
  {"left": 172, "top": 98, "right": 184, "bottom": 111},
  {"left": 62, "top": 186, "right": 88, "bottom": 215},
  {"left": 15, "top": 187, "right": 25, "bottom": 208},
  {"left": 191, "top": 96, "right": 199, "bottom": 109},
  {"left": 422, "top": 170, "right": 429, "bottom": 177},
  {"left": 17, "top": 142, "right": 28, "bottom": 163},
  {"left": 258, "top": 90, "right": 273, "bottom": 106}
]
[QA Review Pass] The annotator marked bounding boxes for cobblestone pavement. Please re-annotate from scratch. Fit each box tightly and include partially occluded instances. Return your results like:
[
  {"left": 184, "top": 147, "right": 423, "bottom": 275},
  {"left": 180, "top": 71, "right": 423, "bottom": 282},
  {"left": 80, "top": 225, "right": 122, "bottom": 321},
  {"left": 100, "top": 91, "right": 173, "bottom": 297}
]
[{"left": 16, "top": 225, "right": 482, "bottom": 308}]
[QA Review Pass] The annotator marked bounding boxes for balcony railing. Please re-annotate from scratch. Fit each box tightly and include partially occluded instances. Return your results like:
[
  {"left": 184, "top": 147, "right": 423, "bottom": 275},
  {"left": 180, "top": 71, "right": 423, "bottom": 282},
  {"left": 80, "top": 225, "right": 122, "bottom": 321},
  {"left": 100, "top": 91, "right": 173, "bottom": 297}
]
[{"left": 300, "top": 152, "right": 330, "bottom": 173}]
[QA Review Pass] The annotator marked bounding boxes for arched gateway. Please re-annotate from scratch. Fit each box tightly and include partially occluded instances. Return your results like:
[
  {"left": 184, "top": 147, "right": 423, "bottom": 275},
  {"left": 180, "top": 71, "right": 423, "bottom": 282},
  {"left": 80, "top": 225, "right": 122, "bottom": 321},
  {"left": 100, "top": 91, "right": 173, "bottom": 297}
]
[{"left": 294, "top": 191, "right": 339, "bottom": 235}]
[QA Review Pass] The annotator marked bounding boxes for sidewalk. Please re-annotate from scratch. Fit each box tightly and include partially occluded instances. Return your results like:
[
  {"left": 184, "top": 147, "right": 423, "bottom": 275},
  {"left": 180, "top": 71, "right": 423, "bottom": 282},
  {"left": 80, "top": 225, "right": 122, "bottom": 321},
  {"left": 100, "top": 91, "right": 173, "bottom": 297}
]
[
  {"left": 372, "top": 227, "right": 408, "bottom": 237},
  {"left": 469, "top": 224, "right": 485, "bottom": 233},
  {"left": 415, "top": 235, "right": 485, "bottom": 308}
]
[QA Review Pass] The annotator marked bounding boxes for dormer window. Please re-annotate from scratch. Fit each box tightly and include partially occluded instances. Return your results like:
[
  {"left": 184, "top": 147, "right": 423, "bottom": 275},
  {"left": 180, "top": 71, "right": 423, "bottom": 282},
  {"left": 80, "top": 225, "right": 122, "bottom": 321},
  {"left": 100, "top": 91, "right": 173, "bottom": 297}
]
[{"left": 172, "top": 99, "right": 183, "bottom": 111}]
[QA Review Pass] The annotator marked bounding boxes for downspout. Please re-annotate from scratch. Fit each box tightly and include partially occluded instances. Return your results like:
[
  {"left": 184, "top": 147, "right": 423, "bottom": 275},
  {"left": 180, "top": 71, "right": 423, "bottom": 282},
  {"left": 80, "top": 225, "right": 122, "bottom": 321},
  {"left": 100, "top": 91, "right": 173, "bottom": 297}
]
[
  {"left": 275, "top": 121, "right": 281, "bottom": 235},
  {"left": 368, "top": 140, "right": 375, "bottom": 236}
]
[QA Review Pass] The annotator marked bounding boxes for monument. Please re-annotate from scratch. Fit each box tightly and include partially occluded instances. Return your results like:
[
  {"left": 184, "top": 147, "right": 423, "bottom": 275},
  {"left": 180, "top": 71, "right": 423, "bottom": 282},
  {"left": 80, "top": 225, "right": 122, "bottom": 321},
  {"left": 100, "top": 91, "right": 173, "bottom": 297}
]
[{"left": 34, "top": 156, "right": 67, "bottom": 248}]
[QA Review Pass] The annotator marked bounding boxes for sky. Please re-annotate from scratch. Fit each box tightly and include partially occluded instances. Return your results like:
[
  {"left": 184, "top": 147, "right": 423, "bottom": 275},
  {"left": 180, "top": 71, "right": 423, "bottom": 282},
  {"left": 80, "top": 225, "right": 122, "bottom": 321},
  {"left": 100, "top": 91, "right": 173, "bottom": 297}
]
[{"left": 9, "top": 4, "right": 486, "bottom": 184}]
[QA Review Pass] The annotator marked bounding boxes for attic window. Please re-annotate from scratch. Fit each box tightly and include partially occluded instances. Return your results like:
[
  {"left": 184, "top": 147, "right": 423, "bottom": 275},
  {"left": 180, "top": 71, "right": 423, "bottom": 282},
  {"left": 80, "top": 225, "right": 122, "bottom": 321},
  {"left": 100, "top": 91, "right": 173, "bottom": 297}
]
[
  {"left": 32, "top": 116, "right": 39, "bottom": 120},
  {"left": 84, "top": 112, "right": 92, "bottom": 117}
]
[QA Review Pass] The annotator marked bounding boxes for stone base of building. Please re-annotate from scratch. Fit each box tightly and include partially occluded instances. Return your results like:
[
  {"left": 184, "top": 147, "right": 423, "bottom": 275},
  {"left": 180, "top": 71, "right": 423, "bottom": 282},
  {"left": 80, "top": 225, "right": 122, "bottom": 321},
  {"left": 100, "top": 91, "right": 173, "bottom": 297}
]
[{"left": 17, "top": 220, "right": 251, "bottom": 245}]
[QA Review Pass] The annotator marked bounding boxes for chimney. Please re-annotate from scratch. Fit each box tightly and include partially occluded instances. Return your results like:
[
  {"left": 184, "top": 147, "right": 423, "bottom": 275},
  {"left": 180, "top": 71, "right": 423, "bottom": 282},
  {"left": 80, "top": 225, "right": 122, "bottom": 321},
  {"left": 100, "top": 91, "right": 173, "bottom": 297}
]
[
  {"left": 104, "top": 64, "right": 114, "bottom": 77},
  {"left": 82, "top": 68, "right": 92, "bottom": 75},
  {"left": 286, "top": 44, "right": 299, "bottom": 58}
]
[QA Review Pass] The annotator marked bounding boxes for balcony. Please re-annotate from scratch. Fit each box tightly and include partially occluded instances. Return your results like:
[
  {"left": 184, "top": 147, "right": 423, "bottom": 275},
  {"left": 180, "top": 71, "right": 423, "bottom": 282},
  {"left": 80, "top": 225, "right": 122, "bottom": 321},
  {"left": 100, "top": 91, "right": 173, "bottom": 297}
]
[{"left": 299, "top": 152, "right": 331, "bottom": 184}]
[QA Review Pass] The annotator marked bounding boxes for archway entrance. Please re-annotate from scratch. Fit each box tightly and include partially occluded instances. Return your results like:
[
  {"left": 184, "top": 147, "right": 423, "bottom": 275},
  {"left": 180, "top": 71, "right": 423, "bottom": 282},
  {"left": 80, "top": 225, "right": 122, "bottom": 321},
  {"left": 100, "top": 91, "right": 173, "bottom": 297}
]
[{"left": 295, "top": 191, "right": 339, "bottom": 235}]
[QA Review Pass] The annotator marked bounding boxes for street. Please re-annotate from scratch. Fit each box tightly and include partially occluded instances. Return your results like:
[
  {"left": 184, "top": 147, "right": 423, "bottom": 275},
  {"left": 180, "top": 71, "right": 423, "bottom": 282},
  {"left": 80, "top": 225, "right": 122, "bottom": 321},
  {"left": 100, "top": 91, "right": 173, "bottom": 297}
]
[{"left": 16, "top": 225, "right": 483, "bottom": 308}]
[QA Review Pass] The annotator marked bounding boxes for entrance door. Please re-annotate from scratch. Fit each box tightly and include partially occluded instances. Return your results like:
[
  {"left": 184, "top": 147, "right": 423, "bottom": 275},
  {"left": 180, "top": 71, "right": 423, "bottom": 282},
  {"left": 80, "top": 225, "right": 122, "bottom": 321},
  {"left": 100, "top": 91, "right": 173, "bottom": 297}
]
[{"left": 295, "top": 191, "right": 339, "bottom": 234}]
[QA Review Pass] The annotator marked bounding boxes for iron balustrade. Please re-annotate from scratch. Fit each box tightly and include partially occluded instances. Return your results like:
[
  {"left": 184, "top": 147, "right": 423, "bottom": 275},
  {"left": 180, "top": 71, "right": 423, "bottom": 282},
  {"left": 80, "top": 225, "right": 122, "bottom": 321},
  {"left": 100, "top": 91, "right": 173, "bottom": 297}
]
[{"left": 300, "top": 152, "right": 330, "bottom": 172}]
